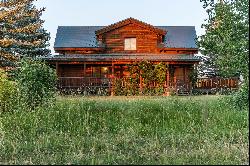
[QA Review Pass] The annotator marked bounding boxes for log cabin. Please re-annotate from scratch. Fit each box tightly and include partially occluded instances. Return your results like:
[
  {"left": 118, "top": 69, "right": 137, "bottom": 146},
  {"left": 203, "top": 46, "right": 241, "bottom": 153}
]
[{"left": 42, "top": 17, "right": 201, "bottom": 95}]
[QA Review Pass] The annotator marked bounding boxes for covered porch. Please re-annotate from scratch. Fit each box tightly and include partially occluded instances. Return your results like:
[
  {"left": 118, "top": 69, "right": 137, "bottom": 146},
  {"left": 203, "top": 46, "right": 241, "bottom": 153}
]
[{"left": 43, "top": 54, "right": 200, "bottom": 95}]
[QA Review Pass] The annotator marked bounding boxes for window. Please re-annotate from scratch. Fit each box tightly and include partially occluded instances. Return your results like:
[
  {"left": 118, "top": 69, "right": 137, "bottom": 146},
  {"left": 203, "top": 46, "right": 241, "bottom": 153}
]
[{"left": 124, "top": 38, "right": 136, "bottom": 50}]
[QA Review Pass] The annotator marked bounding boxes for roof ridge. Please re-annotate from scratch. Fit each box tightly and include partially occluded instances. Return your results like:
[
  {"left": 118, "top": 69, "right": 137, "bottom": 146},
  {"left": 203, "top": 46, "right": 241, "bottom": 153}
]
[
  {"left": 57, "top": 25, "right": 195, "bottom": 28},
  {"left": 95, "top": 17, "right": 166, "bottom": 35},
  {"left": 58, "top": 26, "right": 105, "bottom": 27}
]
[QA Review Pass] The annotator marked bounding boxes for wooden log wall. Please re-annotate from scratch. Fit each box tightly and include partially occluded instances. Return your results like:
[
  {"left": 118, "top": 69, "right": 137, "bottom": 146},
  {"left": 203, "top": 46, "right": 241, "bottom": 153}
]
[{"left": 102, "top": 23, "right": 159, "bottom": 53}]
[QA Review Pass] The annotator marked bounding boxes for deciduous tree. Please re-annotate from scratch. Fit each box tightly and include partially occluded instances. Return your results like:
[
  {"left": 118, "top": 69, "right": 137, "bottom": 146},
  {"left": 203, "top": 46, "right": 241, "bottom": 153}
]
[
  {"left": 198, "top": 0, "right": 249, "bottom": 81},
  {"left": 198, "top": 0, "right": 249, "bottom": 108}
]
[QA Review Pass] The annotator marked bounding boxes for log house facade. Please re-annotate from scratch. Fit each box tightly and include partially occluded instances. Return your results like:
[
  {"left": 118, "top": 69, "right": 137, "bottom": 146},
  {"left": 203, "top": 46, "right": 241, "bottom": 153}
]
[{"left": 43, "top": 18, "right": 200, "bottom": 95}]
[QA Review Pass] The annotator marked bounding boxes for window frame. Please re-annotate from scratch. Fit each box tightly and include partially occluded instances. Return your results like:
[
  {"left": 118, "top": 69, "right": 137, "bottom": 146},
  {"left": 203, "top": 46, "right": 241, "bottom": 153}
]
[{"left": 124, "top": 37, "right": 137, "bottom": 50}]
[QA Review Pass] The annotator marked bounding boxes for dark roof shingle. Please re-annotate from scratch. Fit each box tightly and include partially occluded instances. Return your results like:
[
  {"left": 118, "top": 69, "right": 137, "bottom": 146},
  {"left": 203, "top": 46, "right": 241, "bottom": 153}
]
[{"left": 54, "top": 26, "right": 197, "bottom": 49}]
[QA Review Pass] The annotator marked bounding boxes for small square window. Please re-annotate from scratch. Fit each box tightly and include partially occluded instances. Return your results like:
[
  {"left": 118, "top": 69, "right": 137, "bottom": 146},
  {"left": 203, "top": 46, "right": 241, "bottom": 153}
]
[{"left": 124, "top": 38, "right": 136, "bottom": 50}]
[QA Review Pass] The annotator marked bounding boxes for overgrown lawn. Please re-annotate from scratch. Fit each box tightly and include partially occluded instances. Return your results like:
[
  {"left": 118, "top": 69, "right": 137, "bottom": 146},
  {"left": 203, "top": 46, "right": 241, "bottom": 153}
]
[{"left": 0, "top": 95, "right": 248, "bottom": 164}]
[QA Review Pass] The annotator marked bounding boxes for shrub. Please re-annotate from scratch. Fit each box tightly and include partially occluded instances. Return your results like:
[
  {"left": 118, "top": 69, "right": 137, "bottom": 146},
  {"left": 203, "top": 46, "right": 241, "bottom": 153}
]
[
  {"left": 120, "top": 61, "right": 168, "bottom": 96},
  {"left": 16, "top": 59, "right": 57, "bottom": 110},
  {"left": 231, "top": 81, "right": 249, "bottom": 110},
  {"left": 113, "top": 78, "right": 124, "bottom": 96},
  {"left": 0, "top": 69, "right": 18, "bottom": 112}
]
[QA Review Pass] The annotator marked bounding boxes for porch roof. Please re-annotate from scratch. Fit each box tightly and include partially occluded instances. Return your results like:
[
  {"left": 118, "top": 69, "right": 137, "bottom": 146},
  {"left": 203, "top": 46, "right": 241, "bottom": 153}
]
[{"left": 41, "top": 54, "right": 200, "bottom": 62}]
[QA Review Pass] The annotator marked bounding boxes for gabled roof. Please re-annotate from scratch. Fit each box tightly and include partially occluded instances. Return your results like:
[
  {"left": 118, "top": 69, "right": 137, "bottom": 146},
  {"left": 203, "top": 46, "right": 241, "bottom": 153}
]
[
  {"left": 54, "top": 26, "right": 197, "bottom": 49},
  {"left": 159, "top": 26, "right": 197, "bottom": 49},
  {"left": 54, "top": 26, "right": 102, "bottom": 48},
  {"left": 95, "top": 17, "right": 166, "bottom": 36}
]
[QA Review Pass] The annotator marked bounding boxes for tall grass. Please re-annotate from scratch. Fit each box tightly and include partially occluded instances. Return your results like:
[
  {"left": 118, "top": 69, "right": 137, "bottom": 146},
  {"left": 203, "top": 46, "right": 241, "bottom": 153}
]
[{"left": 0, "top": 96, "right": 248, "bottom": 164}]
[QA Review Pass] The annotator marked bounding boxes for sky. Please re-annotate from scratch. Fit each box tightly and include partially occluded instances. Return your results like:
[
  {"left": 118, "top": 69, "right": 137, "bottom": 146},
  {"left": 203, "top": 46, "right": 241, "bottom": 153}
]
[{"left": 34, "top": 0, "right": 208, "bottom": 55}]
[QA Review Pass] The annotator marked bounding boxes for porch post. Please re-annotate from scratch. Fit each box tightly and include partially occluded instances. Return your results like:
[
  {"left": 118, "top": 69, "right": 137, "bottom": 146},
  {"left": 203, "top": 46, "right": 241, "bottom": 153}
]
[
  {"left": 167, "top": 69, "right": 170, "bottom": 87},
  {"left": 56, "top": 62, "right": 59, "bottom": 89},
  {"left": 120, "top": 65, "right": 123, "bottom": 78},
  {"left": 56, "top": 62, "right": 59, "bottom": 76},
  {"left": 166, "top": 68, "right": 170, "bottom": 96},
  {"left": 184, "top": 66, "right": 187, "bottom": 90},
  {"left": 173, "top": 67, "right": 177, "bottom": 94},
  {"left": 111, "top": 62, "right": 115, "bottom": 96},
  {"left": 83, "top": 63, "right": 86, "bottom": 76},
  {"left": 83, "top": 63, "right": 87, "bottom": 94}
]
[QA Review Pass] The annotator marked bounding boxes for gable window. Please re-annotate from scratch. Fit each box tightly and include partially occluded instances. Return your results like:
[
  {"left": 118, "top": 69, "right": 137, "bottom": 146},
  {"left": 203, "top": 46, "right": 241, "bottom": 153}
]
[{"left": 124, "top": 38, "right": 136, "bottom": 50}]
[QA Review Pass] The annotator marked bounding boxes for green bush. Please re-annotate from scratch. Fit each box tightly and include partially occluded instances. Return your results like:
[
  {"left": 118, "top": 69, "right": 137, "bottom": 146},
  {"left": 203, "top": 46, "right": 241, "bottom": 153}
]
[
  {"left": 113, "top": 78, "right": 124, "bottom": 96},
  {"left": 16, "top": 59, "right": 57, "bottom": 110},
  {"left": 231, "top": 81, "right": 249, "bottom": 110},
  {"left": 114, "top": 61, "right": 168, "bottom": 96},
  {"left": 0, "top": 69, "right": 18, "bottom": 112}
]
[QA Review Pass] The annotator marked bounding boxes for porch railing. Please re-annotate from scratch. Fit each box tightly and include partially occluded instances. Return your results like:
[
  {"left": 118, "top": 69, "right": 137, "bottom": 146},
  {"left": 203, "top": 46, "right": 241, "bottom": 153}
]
[
  {"left": 57, "top": 77, "right": 239, "bottom": 95},
  {"left": 57, "top": 77, "right": 191, "bottom": 94},
  {"left": 195, "top": 77, "right": 239, "bottom": 89},
  {"left": 58, "top": 77, "right": 112, "bottom": 89}
]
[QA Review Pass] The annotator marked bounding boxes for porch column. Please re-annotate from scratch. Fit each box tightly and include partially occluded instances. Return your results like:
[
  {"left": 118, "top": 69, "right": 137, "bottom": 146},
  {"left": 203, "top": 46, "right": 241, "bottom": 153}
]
[
  {"left": 173, "top": 67, "right": 177, "bottom": 93},
  {"left": 111, "top": 62, "right": 115, "bottom": 96},
  {"left": 56, "top": 62, "right": 59, "bottom": 76},
  {"left": 56, "top": 62, "right": 59, "bottom": 89},
  {"left": 184, "top": 67, "right": 186, "bottom": 82},
  {"left": 166, "top": 69, "right": 170, "bottom": 87},
  {"left": 83, "top": 63, "right": 87, "bottom": 94},
  {"left": 83, "top": 63, "right": 86, "bottom": 76},
  {"left": 120, "top": 65, "right": 123, "bottom": 78},
  {"left": 165, "top": 69, "right": 170, "bottom": 96},
  {"left": 184, "top": 66, "right": 187, "bottom": 90}
]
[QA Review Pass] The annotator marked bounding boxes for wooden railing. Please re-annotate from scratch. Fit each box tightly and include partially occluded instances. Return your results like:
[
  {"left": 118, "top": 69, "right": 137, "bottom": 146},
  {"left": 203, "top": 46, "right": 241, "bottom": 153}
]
[
  {"left": 57, "top": 77, "right": 239, "bottom": 95},
  {"left": 195, "top": 77, "right": 239, "bottom": 89},
  {"left": 57, "top": 77, "right": 191, "bottom": 94},
  {"left": 58, "top": 77, "right": 112, "bottom": 89}
]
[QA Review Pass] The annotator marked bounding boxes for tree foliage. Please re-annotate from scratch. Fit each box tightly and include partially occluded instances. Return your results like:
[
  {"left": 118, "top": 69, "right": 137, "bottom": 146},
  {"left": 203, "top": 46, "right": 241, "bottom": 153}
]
[
  {"left": 198, "top": 0, "right": 249, "bottom": 80},
  {"left": 113, "top": 61, "right": 168, "bottom": 96},
  {"left": 16, "top": 59, "right": 57, "bottom": 110},
  {"left": 0, "top": 68, "right": 17, "bottom": 112},
  {"left": 198, "top": 0, "right": 249, "bottom": 108},
  {"left": 0, "top": 0, "right": 50, "bottom": 64}
]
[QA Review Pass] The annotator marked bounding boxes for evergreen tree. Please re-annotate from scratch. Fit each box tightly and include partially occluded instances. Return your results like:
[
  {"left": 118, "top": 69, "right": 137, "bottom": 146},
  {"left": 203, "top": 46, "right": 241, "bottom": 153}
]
[{"left": 0, "top": 0, "right": 50, "bottom": 65}]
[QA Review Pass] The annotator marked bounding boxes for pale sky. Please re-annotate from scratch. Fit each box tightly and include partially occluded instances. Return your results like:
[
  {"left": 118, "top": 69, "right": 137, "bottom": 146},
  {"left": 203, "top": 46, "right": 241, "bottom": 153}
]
[{"left": 34, "top": 0, "right": 208, "bottom": 55}]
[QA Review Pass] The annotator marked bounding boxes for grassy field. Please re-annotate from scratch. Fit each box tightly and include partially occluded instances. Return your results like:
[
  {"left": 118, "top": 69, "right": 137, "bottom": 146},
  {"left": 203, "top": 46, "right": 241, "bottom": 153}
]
[{"left": 0, "top": 95, "right": 249, "bottom": 164}]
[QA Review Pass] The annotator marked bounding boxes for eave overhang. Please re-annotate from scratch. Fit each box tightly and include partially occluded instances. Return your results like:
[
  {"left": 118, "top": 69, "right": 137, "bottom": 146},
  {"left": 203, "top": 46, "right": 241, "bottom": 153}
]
[{"left": 41, "top": 54, "right": 200, "bottom": 62}]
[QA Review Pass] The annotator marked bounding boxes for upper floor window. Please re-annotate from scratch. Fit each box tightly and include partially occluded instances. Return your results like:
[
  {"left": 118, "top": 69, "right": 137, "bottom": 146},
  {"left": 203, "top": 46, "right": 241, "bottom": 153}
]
[{"left": 124, "top": 38, "right": 136, "bottom": 50}]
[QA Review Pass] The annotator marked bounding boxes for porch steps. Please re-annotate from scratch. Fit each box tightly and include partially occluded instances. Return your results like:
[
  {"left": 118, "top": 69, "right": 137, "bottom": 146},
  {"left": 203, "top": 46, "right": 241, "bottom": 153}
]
[{"left": 177, "top": 90, "right": 190, "bottom": 96}]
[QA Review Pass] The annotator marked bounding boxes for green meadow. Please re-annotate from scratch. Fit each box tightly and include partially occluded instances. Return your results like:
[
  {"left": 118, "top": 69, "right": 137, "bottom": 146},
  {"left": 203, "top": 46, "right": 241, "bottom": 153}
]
[{"left": 0, "top": 95, "right": 248, "bottom": 165}]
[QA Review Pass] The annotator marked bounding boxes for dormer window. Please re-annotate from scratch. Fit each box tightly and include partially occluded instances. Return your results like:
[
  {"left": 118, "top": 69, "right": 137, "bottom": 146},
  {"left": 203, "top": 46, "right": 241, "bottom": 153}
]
[{"left": 124, "top": 38, "right": 136, "bottom": 50}]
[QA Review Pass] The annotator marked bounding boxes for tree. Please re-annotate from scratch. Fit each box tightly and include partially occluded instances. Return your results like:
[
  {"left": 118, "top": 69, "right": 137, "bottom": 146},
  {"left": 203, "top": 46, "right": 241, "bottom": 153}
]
[
  {"left": 198, "top": 0, "right": 249, "bottom": 81},
  {"left": 0, "top": 0, "right": 50, "bottom": 65},
  {"left": 198, "top": 0, "right": 249, "bottom": 108}
]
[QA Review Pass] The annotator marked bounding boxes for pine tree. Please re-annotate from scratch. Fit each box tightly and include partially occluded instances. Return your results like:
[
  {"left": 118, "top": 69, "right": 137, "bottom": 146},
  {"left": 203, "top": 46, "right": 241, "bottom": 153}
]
[{"left": 0, "top": 0, "right": 50, "bottom": 65}]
